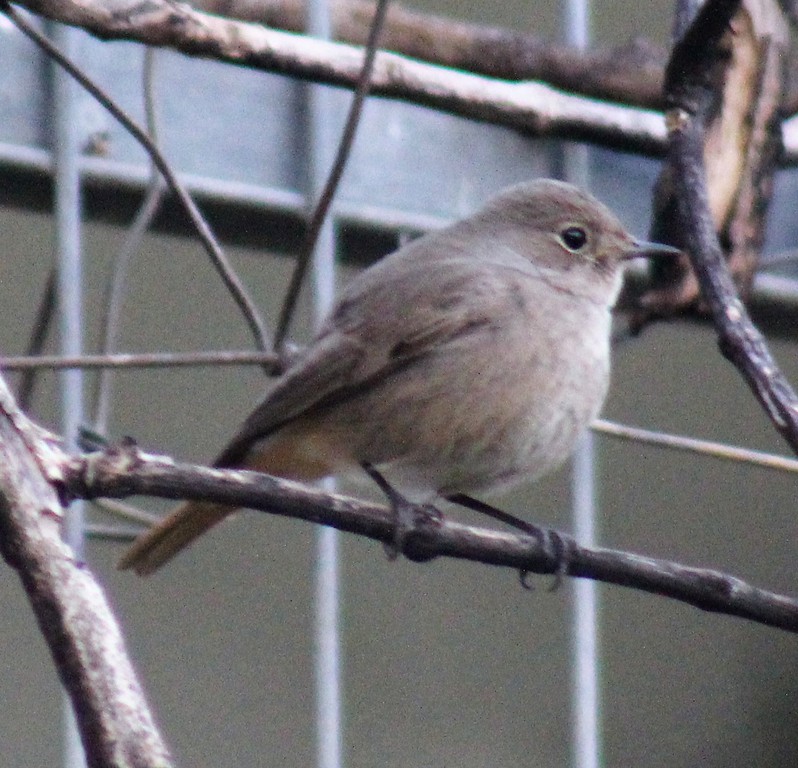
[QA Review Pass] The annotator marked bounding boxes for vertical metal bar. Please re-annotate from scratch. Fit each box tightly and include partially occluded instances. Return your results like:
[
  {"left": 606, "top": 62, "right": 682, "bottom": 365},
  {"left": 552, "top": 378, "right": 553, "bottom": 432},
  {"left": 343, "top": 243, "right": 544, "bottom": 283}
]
[
  {"left": 305, "top": 3, "right": 343, "bottom": 768},
  {"left": 561, "top": 1, "right": 602, "bottom": 768},
  {"left": 49, "top": 21, "right": 87, "bottom": 768},
  {"left": 561, "top": 0, "right": 590, "bottom": 189},
  {"left": 570, "top": 434, "right": 601, "bottom": 768},
  {"left": 313, "top": 482, "right": 342, "bottom": 768}
]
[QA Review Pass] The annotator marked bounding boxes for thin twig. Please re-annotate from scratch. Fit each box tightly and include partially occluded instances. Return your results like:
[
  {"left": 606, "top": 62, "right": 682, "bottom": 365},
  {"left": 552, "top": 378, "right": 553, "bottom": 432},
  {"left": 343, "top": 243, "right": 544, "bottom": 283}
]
[
  {"left": 85, "top": 523, "right": 146, "bottom": 541},
  {"left": 93, "top": 47, "right": 166, "bottom": 432},
  {"left": 274, "top": 0, "right": 391, "bottom": 348},
  {"left": 0, "top": 350, "right": 282, "bottom": 370},
  {"left": 90, "top": 497, "right": 163, "bottom": 526},
  {"left": 592, "top": 418, "right": 798, "bottom": 474},
  {"left": 18, "top": 267, "right": 57, "bottom": 411},
  {"left": 92, "top": 182, "right": 165, "bottom": 429},
  {"left": 11, "top": 348, "right": 798, "bottom": 475},
  {"left": 3, "top": 3, "right": 272, "bottom": 355}
]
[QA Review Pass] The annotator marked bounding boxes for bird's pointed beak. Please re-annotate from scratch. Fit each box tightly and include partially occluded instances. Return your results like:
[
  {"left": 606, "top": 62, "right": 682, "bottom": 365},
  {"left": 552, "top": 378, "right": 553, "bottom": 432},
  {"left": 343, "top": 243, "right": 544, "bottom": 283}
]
[{"left": 623, "top": 239, "right": 683, "bottom": 261}]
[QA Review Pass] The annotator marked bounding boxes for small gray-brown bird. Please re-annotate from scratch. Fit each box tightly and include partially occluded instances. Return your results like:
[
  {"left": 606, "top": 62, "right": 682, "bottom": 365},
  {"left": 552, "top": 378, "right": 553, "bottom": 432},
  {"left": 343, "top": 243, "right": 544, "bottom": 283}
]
[{"left": 119, "top": 179, "right": 678, "bottom": 575}]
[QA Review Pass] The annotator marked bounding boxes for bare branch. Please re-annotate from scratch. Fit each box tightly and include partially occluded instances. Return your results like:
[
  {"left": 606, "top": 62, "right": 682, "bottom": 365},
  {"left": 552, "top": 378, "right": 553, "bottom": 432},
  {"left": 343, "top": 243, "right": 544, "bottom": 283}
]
[
  {"left": 92, "top": 180, "right": 165, "bottom": 428},
  {"left": 661, "top": 0, "right": 798, "bottom": 454},
  {"left": 196, "top": 0, "right": 670, "bottom": 109},
  {"left": 0, "top": 377, "right": 172, "bottom": 767},
  {"left": 4, "top": 3, "right": 273, "bottom": 355},
  {"left": 18, "top": 267, "right": 57, "bottom": 411},
  {"left": 93, "top": 48, "right": 166, "bottom": 432},
  {"left": 0, "top": 350, "right": 283, "bottom": 370},
  {"left": 639, "top": 0, "right": 787, "bottom": 316},
  {"left": 592, "top": 418, "right": 798, "bottom": 474},
  {"left": 275, "top": 0, "right": 391, "bottom": 347},
  {"left": 8, "top": 351, "right": 798, "bottom": 475},
  {"left": 14, "top": 0, "right": 798, "bottom": 162},
  {"left": 62, "top": 443, "right": 798, "bottom": 633},
  {"left": 13, "top": 0, "right": 668, "bottom": 156}
]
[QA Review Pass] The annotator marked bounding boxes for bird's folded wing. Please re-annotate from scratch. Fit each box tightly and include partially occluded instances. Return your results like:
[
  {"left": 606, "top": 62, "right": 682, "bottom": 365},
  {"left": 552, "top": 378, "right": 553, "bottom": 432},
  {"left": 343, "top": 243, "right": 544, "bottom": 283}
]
[
  {"left": 214, "top": 332, "right": 364, "bottom": 467},
  {"left": 217, "top": 258, "right": 511, "bottom": 467}
]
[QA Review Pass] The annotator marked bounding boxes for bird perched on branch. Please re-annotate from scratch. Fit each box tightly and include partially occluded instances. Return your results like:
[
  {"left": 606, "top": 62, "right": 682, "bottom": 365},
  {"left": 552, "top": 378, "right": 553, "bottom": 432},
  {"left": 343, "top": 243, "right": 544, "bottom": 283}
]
[{"left": 119, "top": 178, "right": 679, "bottom": 576}]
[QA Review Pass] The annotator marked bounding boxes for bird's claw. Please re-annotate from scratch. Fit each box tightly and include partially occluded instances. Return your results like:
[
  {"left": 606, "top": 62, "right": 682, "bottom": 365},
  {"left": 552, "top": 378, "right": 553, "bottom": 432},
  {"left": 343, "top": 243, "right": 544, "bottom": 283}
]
[
  {"left": 383, "top": 500, "right": 442, "bottom": 560},
  {"left": 545, "top": 528, "right": 574, "bottom": 592},
  {"left": 515, "top": 526, "right": 574, "bottom": 592}
]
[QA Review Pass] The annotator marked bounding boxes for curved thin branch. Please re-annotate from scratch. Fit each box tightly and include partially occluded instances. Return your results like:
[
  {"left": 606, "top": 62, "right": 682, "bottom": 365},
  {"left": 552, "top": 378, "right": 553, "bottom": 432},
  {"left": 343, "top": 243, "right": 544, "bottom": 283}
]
[
  {"left": 93, "top": 47, "right": 166, "bottom": 432},
  {"left": 63, "top": 443, "right": 798, "bottom": 633},
  {"left": 92, "top": 180, "right": 164, "bottom": 429},
  {"left": 275, "top": 0, "right": 391, "bottom": 348},
  {"left": 4, "top": 3, "right": 273, "bottom": 356}
]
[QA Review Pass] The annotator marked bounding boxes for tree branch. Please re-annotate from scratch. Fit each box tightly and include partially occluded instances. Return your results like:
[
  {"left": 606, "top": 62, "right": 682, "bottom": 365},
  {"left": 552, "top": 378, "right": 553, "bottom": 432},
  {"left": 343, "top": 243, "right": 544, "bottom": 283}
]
[
  {"left": 0, "top": 378, "right": 172, "bottom": 767},
  {"left": 13, "top": 0, "right": 668, "bottom": 156},
  {"left": 194, "top": 0, "right": 670, "bottom": 109},
  {"left": 194, "top": 0, "right": 798, "bottom": 117},
  {"left": 661, "top": 0, "right": 798, "bottom": 454},
  {"left": 12, "top": 0, "right": 798, "bottom": 163},
  {"left": 61, "top": 441, "right": 798, "bottom": 634},
  {"left": 5, "top": 2, "right": 273, "bottom": 357},
  {"left": 639, "top": 0, "right": 788, "bottom": 315}
]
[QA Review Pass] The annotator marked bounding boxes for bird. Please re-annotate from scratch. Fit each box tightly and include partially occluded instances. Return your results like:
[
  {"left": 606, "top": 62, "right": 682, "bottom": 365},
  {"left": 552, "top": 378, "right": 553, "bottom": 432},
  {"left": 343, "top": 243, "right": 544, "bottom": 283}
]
[{"left": 118, "top": 178, "right": 679, "bottom": 575}]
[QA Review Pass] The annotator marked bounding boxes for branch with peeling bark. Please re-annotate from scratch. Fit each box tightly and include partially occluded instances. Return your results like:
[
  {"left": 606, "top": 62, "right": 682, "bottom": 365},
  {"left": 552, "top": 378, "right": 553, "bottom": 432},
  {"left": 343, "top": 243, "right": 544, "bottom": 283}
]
[
  {"left": 201, "top": 1, "right": 798, "bottom": 118},
  {"left": 638, "top": 0, "right": 788, "bottom": 315},
  {"left": 7, "top": 0, "right": 798, "bottom": 180},
  {"left": 658, "top": 0, "right": 798, "bottom": 454},
  {"left": 14, "top": 0, "right": 798, "bottom": 165}
]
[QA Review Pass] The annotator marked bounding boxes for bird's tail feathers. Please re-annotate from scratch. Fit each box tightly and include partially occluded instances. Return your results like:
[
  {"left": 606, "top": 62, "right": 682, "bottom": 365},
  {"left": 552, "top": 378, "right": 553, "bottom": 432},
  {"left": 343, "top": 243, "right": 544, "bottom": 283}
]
[{"left": 117, "top": 499, "right": 234, "bottom": 576}]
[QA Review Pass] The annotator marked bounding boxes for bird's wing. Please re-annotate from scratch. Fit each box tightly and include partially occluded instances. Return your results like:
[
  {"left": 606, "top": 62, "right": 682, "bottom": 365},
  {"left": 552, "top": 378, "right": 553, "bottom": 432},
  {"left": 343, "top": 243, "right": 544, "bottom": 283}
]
[
  {"left": 217, "top": 252, "right": 515, "bottom": 467},
  {"left": 214, "top": 331, "right": 364, "bottom": 466}
]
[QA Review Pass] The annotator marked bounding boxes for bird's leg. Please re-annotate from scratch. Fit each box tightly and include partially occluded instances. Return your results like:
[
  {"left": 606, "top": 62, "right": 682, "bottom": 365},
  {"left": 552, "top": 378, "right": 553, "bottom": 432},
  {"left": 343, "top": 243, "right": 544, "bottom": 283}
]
[
  {"left": 446, "top": 493, "right": 543, "bottom": 535},
  {"left": 361, "top": 462, "right": 442, "bottom": 559},
  {"left": 446, "top": 493, "right": 573, "bottom": 588}
]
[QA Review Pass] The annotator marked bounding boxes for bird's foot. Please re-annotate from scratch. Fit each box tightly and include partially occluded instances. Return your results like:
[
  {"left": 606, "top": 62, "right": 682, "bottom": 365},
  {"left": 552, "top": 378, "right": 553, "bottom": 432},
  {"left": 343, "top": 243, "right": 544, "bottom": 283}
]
[
  {"left": 519, "top": 527, "right": 574, "bottom": 591},
  {"left": 383, "top": 497, "right": 442, "bottom": 561},
  {"left": 446, "top": 493, "right": 573, "bottom": 589},
  {"left": 362, "top": 462, "right": 442, "bottom": 560}
]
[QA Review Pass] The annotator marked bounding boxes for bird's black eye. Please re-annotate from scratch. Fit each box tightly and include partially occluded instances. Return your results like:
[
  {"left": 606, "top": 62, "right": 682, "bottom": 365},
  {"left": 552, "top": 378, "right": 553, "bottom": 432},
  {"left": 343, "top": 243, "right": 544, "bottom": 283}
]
[{"left": 560, "top": 226, "right": 588, "bottom": 251}]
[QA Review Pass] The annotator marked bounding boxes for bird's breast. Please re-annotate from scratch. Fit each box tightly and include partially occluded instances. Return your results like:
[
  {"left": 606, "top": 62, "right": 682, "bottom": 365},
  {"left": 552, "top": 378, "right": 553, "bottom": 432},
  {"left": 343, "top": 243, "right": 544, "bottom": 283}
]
[{"left": 372, "top": 295, "right": 612, "bottom": 497}]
